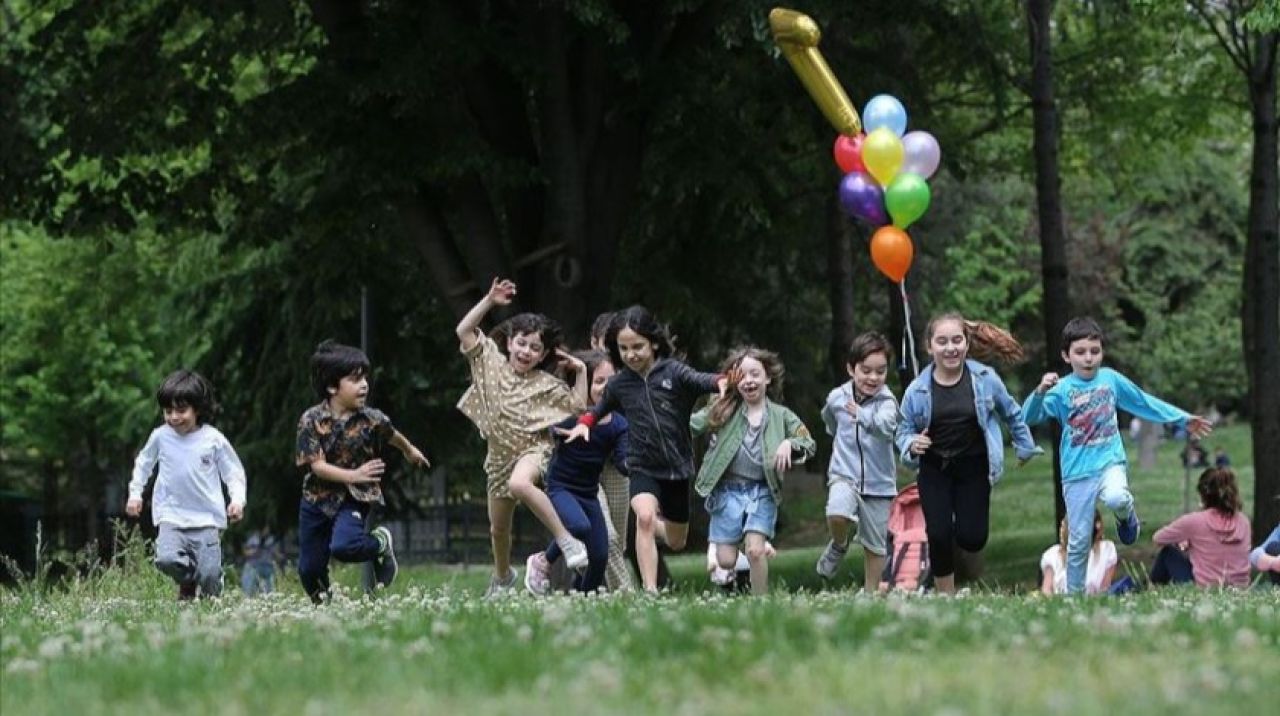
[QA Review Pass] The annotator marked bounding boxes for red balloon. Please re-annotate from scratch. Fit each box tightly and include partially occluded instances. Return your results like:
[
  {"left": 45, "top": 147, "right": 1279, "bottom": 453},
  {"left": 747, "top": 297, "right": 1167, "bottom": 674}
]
[
  {"left": 833, "top": 134, "right": 866, "bottom": 174},
  {"left": 870, "top": 226, "right": 914, "bottom": 283}
]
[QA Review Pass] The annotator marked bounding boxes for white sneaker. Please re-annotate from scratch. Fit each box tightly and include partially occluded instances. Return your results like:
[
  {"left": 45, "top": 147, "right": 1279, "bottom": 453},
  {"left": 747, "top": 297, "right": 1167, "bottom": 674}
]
[
  {"left": 558, "top": 535, "right": 589, "bottom": 573},
  {"left": 525, "top": 553, "right": 551, "bottom": 596}
]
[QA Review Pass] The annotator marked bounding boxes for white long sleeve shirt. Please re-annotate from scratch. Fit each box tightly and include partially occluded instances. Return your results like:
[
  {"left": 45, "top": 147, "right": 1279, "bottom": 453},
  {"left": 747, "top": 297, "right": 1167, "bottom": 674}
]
[{"left": 128, "top": 425, "right": 247, "bottom": 529}]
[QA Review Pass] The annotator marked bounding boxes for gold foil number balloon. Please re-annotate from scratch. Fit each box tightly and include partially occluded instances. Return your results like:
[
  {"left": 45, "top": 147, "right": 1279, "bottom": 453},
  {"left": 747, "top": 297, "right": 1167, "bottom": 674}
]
[{"left": 769, "top": 8, "right": 862, "bottom": 137}]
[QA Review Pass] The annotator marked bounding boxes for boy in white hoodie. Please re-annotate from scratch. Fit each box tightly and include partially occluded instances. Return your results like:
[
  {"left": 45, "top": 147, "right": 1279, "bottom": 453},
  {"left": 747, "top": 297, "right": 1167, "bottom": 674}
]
[{"left": 127, "top": 370, "right": 246, "bottom": 600}]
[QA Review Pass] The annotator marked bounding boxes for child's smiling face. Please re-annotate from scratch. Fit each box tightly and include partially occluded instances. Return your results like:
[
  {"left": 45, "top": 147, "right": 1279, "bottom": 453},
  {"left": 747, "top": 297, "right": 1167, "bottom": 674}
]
[
  {"left": 615, "top": 327, "right": 656, "bottom": 375},
  {"left": 848, "top": 351, "right": 889, "bottom": 399},
  {"left": 735, "top": 356, "right": 770, "bottom": 405},
  {"left": 163, "top": 404, "right": 198, "bottom": 434},
  {"left": 506, "top": 331, "right": 547, "bottom": 375}
]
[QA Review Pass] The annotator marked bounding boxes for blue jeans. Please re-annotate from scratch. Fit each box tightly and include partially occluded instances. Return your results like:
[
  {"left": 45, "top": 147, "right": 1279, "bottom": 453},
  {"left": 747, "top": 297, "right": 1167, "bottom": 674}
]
[
  {"left": 297, "top": 497, "right": 381, "bottom": 602},
  {"left": 705, "top": 480, "right": 777, "bottom": 543},
  {"left": 1062, "top": 464, "right": 1133, "bottom": 594},
  {"left": 544, "top": 484, "right": 609, "bottom": 592},
  {"left": 241, "top": 562, "right": 276, "bottom": 596}
]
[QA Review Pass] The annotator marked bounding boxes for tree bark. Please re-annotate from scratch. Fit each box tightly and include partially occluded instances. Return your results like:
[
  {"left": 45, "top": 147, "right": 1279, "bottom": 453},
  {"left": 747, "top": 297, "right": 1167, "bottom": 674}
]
[
  {"left": 1243, "top": 32, "right": 1279, "bottom": 538},
  {"left": 1027, "top": 0, "right": 1070, "bottom": 526}
]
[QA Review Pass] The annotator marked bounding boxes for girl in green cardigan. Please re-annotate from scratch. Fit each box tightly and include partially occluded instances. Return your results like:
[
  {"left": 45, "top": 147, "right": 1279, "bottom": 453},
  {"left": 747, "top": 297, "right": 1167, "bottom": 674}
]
[{"left": 692, "top": 348, "right": 816, "bottom": 594}]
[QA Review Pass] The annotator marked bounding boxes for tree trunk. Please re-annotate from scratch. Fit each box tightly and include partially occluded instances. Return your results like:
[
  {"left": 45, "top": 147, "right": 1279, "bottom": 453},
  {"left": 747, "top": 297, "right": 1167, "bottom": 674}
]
[
  {"left": 1027, "top": 0, "right": 1070, "bottom": 526},
  {"left": 1138, "top": 419, "right": 1161, "bottom": 470},
  {"left": 827, "top": 196, "right": 856, "bottom": 382},
  {"left": 1243, "top": 32, "right": 1279, "bottom": 538}
]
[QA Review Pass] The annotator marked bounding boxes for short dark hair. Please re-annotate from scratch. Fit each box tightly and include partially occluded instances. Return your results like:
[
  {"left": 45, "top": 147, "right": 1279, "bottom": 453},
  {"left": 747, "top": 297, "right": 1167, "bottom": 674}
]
[
  {"left": 310, "top": 340, "right": 370, "bottom": 400},
  {"left": 605, "top": 305, "right": 676, "bottom": 370},
  {"left": 846, "top": 332, "right": 893, "bottom": 367},
  {"left": 1061, "top": 317, "right": 1106, "bottom": 353},
  {"left": 490, "top": 313, "right": 564, "bottom": 372},
  {"left": 590, "top": 312, "right": 616, "bottom": 344},
  {"left": 156, "top": 370, "right": 219, "bottom": 422}
]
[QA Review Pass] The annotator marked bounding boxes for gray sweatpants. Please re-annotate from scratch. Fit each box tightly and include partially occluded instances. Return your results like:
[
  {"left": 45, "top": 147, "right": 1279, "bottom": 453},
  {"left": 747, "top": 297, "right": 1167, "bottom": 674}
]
[{"left": 155, "top": 524, "right": 223, "bottom": 597}]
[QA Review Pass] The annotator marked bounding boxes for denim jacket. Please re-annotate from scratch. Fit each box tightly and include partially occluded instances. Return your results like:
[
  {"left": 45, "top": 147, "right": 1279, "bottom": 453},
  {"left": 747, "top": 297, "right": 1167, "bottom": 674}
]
[{"left": 894, "top": 359, "right": 1042, "bottom": 485}]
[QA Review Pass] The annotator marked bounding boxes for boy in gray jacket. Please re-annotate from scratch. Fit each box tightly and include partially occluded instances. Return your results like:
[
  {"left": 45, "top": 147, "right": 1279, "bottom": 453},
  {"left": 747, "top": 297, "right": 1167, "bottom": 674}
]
[{"left": 816, "top": 334, "right": 899, "bottom": 591}]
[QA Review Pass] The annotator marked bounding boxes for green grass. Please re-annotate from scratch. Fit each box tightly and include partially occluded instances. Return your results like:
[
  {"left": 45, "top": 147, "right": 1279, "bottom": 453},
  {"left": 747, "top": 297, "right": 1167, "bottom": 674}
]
[{"left": 2, "top": 424, "right": 1275, "bottom": 715}]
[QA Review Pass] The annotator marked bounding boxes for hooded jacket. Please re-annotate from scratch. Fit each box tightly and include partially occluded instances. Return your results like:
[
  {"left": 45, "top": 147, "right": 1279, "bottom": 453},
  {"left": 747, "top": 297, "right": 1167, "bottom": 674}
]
[
  {"left": 821, "top": 382, "right": 899, "bottom": 497},
  {"left": 1153, "top": 509, "right": 1252, "bottom": 588},
  {"left": 582, "top": 358, "right": 719, "bottom": 482}
]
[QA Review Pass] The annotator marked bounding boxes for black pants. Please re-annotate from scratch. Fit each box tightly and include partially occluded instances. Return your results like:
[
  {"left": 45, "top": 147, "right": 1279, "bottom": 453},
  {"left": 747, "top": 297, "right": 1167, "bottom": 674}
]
[
  {"left": 917, "top": 452, "right": 991, "bottom": 578},
  {"left": 1149, "top": 545, "right": 1195, "bottom": 585}
]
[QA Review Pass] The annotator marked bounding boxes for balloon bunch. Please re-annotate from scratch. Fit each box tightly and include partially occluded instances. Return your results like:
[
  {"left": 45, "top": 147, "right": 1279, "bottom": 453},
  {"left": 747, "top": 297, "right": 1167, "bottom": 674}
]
[
  {"left": 834, "top": 96, "right": 938, "bottom": 284},
  {"left": 769, "top": 8, "right": 940, "bottom": 286}
]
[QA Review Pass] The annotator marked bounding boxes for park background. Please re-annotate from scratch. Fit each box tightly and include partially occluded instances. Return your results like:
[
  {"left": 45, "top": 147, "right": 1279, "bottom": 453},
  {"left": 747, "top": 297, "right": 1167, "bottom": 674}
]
[{"left": 2, "top": 1, "right": 1277, "bottom": 577}]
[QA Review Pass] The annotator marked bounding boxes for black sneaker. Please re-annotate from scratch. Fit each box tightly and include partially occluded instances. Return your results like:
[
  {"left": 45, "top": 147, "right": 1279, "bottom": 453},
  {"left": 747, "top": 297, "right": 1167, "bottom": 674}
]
[{"left": 371, "top": 526, "right": 398, "bottom": 588}]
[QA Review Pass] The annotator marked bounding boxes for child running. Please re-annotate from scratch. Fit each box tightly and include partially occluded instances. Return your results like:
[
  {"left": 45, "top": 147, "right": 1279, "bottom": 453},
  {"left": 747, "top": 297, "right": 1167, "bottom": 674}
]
[
  {"left": 525, "top": 350, "right": 630, "bottom": 594},
  {"left": 126, "top": 370, "right": 246, "bottom": 600},
  {"left": 815, "top": 332, "right": 900, "bottom": 591},
  {"left": 295, "top": 341, "right": 428, "bottom": 604},
  {"left": 565, "top": 305, "right": 726, "bottom": 593},
  {"left": 1023, "top": 317, "right": 1212, "bottom": 595},
  {"left": 692, "top": 347, "right": 815, "bottom": 595},
  {"left": 895, "top": 313, "right": 1042, "bottom": 594},
  {"left": 456, "top": 278, "right": 591, "bottom": 596}
]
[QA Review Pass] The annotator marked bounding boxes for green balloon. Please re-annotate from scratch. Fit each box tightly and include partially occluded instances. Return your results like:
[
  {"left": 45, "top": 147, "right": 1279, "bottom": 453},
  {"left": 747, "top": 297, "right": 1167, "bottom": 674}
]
[{"left": 885, "top": 173, "right": 931, "bottom": 229}]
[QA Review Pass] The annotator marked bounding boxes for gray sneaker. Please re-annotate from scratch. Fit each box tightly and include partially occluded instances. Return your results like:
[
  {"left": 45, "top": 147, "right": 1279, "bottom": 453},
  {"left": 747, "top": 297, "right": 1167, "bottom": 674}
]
[
  {"left": 816, "top": 540, "right": 849, "bottom": 580},
  {"left": 484, "top": 567, "right": 519, "bottom": 598},
  {"left": 558, "top": 535, "right": 590, "bottom": 573}
]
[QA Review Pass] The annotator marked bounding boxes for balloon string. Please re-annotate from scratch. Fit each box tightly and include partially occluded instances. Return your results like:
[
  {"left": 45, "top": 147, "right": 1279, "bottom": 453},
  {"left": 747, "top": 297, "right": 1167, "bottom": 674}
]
[{"left": 900, "top": 279, "right": 919, "bottom": 377}]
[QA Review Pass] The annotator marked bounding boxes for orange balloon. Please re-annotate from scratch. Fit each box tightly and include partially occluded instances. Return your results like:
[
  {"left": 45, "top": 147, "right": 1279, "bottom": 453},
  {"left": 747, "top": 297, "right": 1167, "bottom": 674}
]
[{"left": 870, "top": 226, "right": 914, "bottom": 283}]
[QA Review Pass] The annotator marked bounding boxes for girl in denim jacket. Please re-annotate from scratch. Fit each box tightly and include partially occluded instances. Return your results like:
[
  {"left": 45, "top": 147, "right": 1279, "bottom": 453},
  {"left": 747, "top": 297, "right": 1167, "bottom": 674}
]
[{"left": 894, "top": 313, "right": 1042, "bottom": 593}]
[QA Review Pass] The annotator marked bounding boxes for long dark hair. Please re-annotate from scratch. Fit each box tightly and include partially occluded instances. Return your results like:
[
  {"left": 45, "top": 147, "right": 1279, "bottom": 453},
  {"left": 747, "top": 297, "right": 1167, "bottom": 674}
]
[{"left": 604, "top": 305, "right": 677, "bottom": 371}]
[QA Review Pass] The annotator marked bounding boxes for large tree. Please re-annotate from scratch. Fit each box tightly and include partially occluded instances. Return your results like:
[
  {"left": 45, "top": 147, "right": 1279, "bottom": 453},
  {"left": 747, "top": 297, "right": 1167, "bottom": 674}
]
[{"left": 1189, "top": 0, "right": 1279, "bottom": 536}]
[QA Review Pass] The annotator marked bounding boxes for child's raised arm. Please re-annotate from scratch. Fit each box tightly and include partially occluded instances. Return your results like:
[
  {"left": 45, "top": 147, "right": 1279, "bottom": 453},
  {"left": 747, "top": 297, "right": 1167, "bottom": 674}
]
[{"left": 456, "top": 278, "right": 516, "bottom": 352}]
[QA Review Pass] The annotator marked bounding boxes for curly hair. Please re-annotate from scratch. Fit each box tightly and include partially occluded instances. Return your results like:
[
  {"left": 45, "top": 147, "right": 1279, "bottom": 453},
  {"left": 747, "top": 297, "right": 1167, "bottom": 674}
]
[
  {"left": 926, "top": 312, "right": 1026, "bottom": 366},
  {"left": 705, "top": 347, "right": 784, "bottom": 430},
  {"left": 490, "top": 312, "right": 565, "bottom": 373}
]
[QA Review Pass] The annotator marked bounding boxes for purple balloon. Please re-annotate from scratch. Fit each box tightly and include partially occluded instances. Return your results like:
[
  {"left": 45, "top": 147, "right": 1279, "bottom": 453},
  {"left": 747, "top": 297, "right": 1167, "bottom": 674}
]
[{"left": 838, "top": 172, "right": 888, "bottom": 226}]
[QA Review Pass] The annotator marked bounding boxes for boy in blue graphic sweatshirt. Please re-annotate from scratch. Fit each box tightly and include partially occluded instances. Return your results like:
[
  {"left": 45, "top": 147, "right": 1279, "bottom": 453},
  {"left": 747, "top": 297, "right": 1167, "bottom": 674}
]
[{"left": 1023, "top": 317, "right": 1212, "bottom": 595}]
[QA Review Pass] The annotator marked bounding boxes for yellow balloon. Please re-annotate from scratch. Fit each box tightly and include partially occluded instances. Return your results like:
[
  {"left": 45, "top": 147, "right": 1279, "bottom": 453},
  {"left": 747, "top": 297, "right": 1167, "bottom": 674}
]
[
  {"left": 862, "top": 127, "right": 904, "bottom": 186},
  {"left": 769, "top": 8, "right": 862, "bottom": 137}
]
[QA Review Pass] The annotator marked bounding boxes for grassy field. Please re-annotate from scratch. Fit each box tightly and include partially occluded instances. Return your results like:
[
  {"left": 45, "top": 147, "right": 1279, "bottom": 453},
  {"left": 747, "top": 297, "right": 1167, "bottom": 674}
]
[{"left": 2, "top": 424, "right": 1276, "bottom": 715}]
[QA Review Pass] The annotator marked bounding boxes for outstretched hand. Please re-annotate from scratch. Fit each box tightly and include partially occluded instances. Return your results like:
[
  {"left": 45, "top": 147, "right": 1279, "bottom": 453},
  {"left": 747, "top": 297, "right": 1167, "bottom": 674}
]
[
  {"left": 1186, "top": 416, "right": 1213, "bottom": 440},
  {"left": 564, "top": 423, "right": 591, "bottom": 443}
]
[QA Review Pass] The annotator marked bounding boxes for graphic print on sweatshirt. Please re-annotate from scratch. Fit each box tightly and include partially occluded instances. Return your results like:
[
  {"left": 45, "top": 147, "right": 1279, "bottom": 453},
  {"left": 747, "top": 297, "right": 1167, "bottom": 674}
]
[{"left": 1066, "top": 384, "right": 1118, "bottom": 448}]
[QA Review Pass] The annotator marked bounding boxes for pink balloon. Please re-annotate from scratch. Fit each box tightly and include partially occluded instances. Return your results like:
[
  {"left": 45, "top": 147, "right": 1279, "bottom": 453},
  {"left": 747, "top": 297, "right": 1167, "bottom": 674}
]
[{"left": 901, "top": 131, "right": 941, "bottom": 179}]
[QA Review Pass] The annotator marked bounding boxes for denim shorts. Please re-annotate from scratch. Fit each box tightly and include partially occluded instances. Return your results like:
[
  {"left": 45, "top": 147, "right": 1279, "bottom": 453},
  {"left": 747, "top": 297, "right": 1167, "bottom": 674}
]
[{"left": 705, "top": 479, "right": 777, "bottom": 543}]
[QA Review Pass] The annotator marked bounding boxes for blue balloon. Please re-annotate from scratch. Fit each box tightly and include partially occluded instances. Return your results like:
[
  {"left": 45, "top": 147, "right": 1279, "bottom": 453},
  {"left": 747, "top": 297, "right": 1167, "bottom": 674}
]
[{"left": 863, "top": 95, "right": 908, "bottom": 137}]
